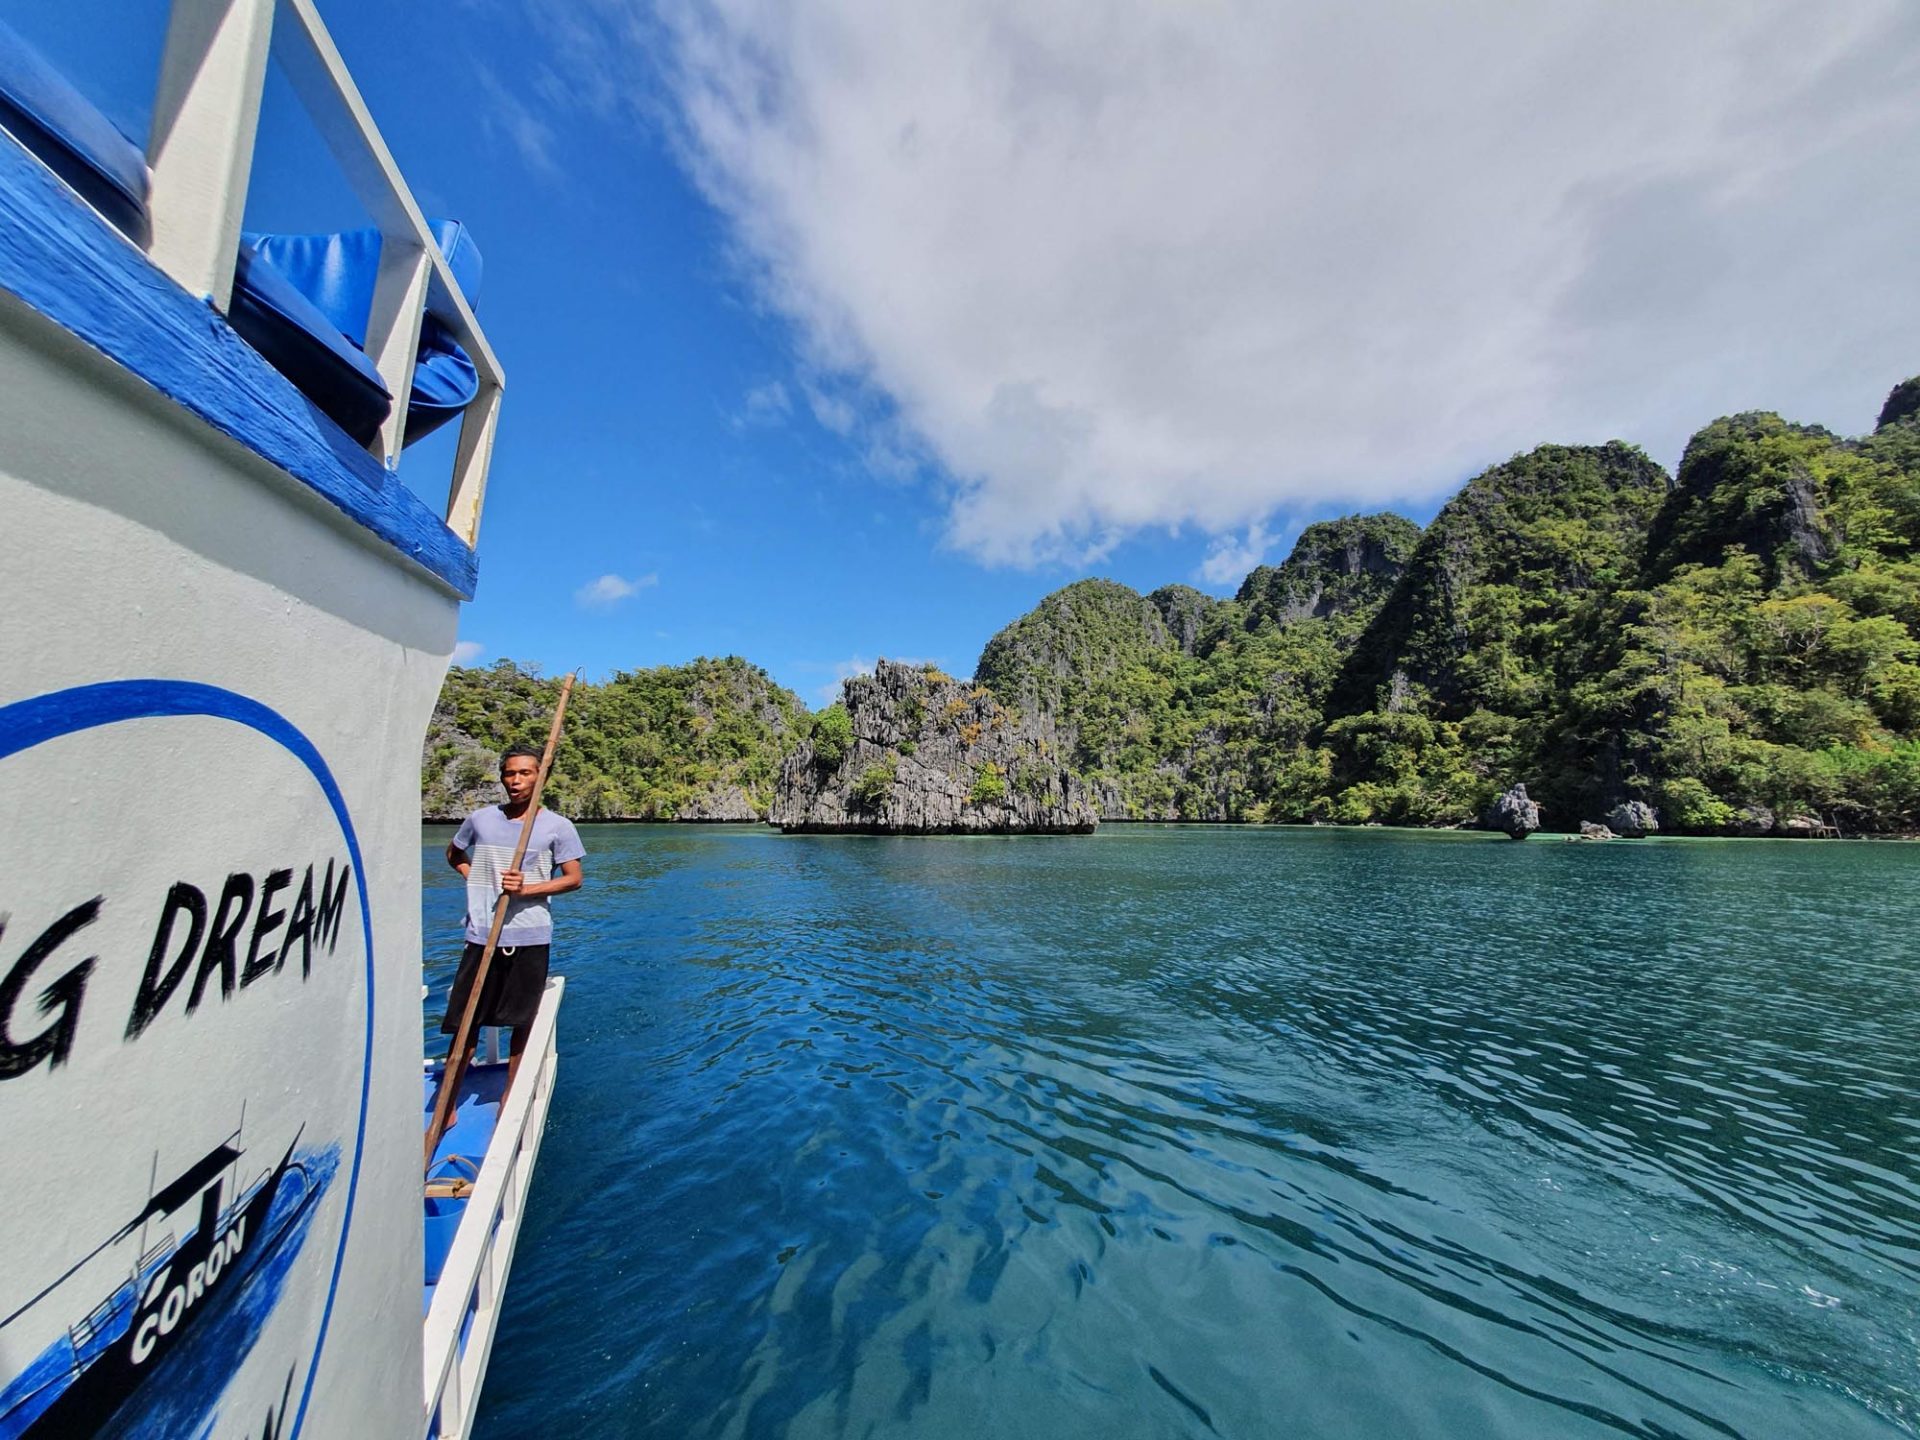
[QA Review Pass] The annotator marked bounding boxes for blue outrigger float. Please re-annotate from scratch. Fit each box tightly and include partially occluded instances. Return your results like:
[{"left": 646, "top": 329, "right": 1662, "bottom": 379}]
[{"left": 0, "top": 4, "right": 558, "bottom": 1436}]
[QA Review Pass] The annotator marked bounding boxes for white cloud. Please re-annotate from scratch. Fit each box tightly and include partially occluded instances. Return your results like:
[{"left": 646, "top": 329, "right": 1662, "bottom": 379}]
[
  {"left": 627, "top": 0, "right": 1920, "bottom": 566},
  {"left": 451, "top": 639, "right": 486, "bottom": 665},
  {"left": 1197, "top": 522, "right": 1281, "bottom": 589},
  {"left": 575, "top": 572, "right": 660, "bottom": 609},
  {"left": 802, "top": 381, "right": 858, "bottom": 436},
  {"left": 473, "top": 63, "right": 563, "bottom": 178},
  {"left": 735, "top": 379, "right": 793, "bottom": 428}
]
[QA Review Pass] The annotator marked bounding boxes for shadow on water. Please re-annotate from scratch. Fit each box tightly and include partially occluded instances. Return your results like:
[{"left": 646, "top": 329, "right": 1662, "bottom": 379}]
[{"left": 423, "top": 825, "right": 1920, "bottom": 1440}]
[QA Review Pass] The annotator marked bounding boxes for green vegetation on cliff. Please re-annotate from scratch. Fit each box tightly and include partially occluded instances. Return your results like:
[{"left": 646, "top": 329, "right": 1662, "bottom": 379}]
[
  {"left": 1555, "top": 407, "right": 1920, "bottom": 833},
  {"left": 975, "top": 513, "right": 1420, "bottom": 821},
  {"left": 975, "top": 578, "right": 1207, "bottom": 720},
  {"left": 1322, "top": 443, "right": 1670, "bottom": 824},
  {"left": 972, "top": 380, "right": 1920, "bottom": 833},
  {"left": 1238, "top": 513, "right": 1420, "bottom": 633},
  {"left": 423, "top": 656, "right": 808, "bottom": 820}
]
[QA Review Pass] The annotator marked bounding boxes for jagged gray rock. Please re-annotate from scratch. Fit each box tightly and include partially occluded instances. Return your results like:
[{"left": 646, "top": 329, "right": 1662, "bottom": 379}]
[
  {"left": 1148, "top": 585, "right": 1216, "bottom": 654},
  {"left": 421, "top": 716, "right": 504, "bottom": 821},
  {"left": 1877, "top": 375, "right": 1920, "bottom": 432},
  {"left": 1736, "top": 804, "right": 1775, "bottom": 837},
  {"left": 772, "top": 659, "right": 1097, "bottom": 834},
  {"left": 1606, "top": 800, "right": 1658, "bottom": 837},
  {"left": 677, "top": 785, "right": 760, "bottom": 821},
  {"left": 1578, "top": 821, "right": 1614, "bottom": 840},
  {"left": 1483, "top": 783, "right": 1540, "bottom": 839},
  {"left": 1781, "top": 814, "right": 1837, "bottom": 838}
]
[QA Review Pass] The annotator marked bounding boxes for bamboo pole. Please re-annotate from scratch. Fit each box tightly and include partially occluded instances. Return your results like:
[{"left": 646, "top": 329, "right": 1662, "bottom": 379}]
[{"left": 424, "top": 672, "right": 576, "bottom": 1171}]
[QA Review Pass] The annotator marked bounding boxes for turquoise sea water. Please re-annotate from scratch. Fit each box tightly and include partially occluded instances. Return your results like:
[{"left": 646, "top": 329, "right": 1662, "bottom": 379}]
[{"left": 422, "top": 825, "right": 1920, "bottom": 1439}]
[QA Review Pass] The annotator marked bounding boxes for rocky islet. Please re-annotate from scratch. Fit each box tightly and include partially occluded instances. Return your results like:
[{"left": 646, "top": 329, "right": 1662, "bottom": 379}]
[{"left": 769, "top": 661, "right": 1096, "bottom": 834}]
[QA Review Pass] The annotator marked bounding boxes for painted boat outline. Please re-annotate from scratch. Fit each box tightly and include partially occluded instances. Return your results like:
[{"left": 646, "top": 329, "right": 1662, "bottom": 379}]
[{"left": 0, "top": 1130, "right": 331, "bottom": 1440}]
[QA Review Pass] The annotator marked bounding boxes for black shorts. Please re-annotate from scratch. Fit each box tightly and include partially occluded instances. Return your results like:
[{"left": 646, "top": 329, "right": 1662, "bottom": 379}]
[{"left": 440, "top": 942, "right": 550, "bottom": 1033}]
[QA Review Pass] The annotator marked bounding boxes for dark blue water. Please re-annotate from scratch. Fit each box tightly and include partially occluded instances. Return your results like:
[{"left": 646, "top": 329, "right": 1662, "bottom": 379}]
[{"left": 422, "top": 825, "right": 1920, "bottom": 1439}]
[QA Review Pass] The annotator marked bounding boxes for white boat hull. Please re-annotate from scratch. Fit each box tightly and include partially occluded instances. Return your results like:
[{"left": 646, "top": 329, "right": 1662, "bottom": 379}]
[{"left": 0, "top": 288, "right": 455, "bottom": 1439}]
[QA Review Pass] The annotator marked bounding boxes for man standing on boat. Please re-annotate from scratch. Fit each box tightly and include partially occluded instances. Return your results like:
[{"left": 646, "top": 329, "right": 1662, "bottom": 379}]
[{"left": 442, "top": 744, "right": 585, "bottom": 1090}]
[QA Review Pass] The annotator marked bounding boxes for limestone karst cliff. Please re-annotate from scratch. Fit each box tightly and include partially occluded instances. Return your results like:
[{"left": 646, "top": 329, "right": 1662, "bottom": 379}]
[{"left": 770, "top": 660, "right": 1096, "bottom": 833}]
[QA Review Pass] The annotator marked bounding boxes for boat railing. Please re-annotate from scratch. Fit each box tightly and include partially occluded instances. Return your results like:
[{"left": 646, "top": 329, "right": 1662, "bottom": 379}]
[
  {"left": 422, "top": 975, "right": 565, "bottom": 1440},
  {"left": 147, "top": 0, "right": 502, "bottom": 545},
  {"left": 70, "top": 1293, "right": 117, "bottom": 1352}
]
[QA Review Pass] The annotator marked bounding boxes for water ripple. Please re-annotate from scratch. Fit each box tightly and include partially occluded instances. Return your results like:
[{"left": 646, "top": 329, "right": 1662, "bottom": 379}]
[{"left": 424, "top": 826, "right": 1920, "bottom": 1439}]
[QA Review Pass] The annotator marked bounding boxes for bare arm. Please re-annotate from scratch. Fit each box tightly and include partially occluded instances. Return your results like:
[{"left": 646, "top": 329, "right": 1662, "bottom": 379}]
[
  {"left": 445, "top": 841, "right": 471, "bottom": 877},
  {"left": 499, "top": 858, "right": 582, "bottom": 899}
]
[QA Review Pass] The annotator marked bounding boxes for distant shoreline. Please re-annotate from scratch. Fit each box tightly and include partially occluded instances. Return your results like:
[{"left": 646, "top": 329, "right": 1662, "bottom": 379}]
[{"left": 421, "top": 815, "right": 1918, "bottom": 840}]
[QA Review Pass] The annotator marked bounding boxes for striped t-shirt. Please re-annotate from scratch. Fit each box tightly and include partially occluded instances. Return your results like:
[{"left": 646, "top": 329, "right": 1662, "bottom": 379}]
[{"left": 453, "top": 805, "right": 586, "bottom": 945}]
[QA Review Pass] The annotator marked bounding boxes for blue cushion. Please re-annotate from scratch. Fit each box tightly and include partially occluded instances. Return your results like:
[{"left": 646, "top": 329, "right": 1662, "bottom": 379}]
[
  {"left": 424, "top": 218, "right": 481, "bottom": 324},
  {"left": 242, "top": 222, "right": 482, "bottom": 445},
  {"left": 244, "top": 222, "right": 483, "bottom": 342},
  {"left": 228, "top": 244, "right": 392, "bottom": 446},
  {"left": 0, "top": 18, "right": 150, "bottom": 246},
  {"left": 406, "top": 316, "right": 480, "bottom": 443},
  {"left": 243, "top": 228, "right": 384, "bottom": 345}
]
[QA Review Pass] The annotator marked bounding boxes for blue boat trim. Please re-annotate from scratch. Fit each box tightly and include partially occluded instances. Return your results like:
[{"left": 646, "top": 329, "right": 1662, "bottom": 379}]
[{"left": 0, "top": 136, "right": 478, "bottom": 599}]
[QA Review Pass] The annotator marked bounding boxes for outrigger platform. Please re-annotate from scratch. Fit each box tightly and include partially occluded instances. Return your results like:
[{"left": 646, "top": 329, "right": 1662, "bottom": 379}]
[
  {"left": 0, "top": 4, "right": 554, "bottom": 1437},
  {"left": 421, "top": 1017, "right": 563, "bottom": 1438}
]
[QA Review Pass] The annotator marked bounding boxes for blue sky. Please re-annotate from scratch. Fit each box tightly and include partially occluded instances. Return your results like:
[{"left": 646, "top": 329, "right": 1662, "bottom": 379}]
[{"left": 12, "top": 1, "right": 1920, "bottom": 707}]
